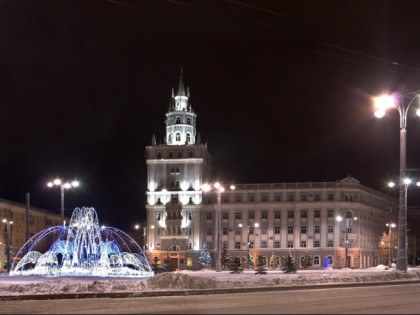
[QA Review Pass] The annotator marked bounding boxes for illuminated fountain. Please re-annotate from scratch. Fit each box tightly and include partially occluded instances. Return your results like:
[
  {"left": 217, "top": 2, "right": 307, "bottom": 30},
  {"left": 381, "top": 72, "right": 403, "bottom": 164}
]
[{"left": 10, "top": 207, "right": 154, "bottom": 277}]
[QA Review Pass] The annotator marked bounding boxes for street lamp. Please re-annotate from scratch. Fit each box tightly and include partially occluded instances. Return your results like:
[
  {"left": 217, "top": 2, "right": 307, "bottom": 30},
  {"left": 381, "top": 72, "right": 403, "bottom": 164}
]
[
  {"left": 374, "top": 91, "right": 420, "bottom": 271},
  {"left": 134, "top": 224, "right": 147, "bottom": 251},
  {"left": 47, "top": 178, "right": 79, "bottom": 226},
  {"left": 386, "top": 223, "right": 397, "bottom": 267},
  {"left": 2, "top": 218, "right": 13, "bottom": 273},
  {"left": 239, "top": 222, "right": 259, "bottom": 268},
  {"left": 336, "top": 214, "right": 357, "bottom": 268},
  {"left": 202, "top": 182, "right": 235, "bottom": 272}
]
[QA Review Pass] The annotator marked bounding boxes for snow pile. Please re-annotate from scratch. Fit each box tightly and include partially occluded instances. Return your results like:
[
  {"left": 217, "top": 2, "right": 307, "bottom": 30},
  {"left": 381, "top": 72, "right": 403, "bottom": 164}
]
[
  {"left": 147, "top": 273, "right": 217, "bottom": 290},
  {"left": 0, "top": 268, "right": 420, "bottom": 296}
]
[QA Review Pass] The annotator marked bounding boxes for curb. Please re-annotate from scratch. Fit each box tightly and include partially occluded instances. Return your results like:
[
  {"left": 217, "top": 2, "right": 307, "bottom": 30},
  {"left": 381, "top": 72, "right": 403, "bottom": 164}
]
[{"left": 1, "top": 279, "right": 420, "bottom": 301}]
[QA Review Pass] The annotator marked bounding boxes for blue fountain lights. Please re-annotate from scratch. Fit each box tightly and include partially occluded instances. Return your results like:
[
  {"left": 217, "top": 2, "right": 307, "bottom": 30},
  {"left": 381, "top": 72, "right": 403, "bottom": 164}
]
[{"left": 10, "top": 207, "right": 154, "bottom": 278}]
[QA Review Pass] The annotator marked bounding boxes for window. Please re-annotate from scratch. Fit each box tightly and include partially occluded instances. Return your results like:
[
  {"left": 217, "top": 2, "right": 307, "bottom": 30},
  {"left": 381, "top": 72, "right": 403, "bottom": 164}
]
[
  {"left": 274, "top": 226, "right": 280, "bottom": 234},
  {"left": 301, "top": 211, "right": 307, "bottom": 219},
  {"left": 188, "top": 243, "right": 192, "bottom": 250},
  {"left": 186, "top": 133, "right": 191, "bottom": 143},
  {"left": 157, "top": 213, "right": 161, "bottom": 220},
  {"left": 275, "top": 211, "right": 281, "bottom": 219},
  {"left": 248, "top": 211, "right": 254, "bottom": 219},
  {"left": 274, "top": 242, "right": 280, "bottom": 248},
  {"left": 261, "top": 211, "right": 268, "bottom": 219},
  {"left": 222, "top": 212, "right": 229, "bottom": 220},
  {"left": 206, "top": 229, "right": 212, "bottom": 236},
  {"left": 314, "top": 194, "right": 320, "bottom": 201},
  {"left": 287, "top": 242, "right": 293, "bottom": 248},
  {"left": 207, "top": 213, "right": 213, "bottom": 221},
  {"left": 262, "top": 195, "right": 268, "bottom": 202},
  {"left": 249, "top": 242, "right": 254, "bottom": 249},
  {"left": 301, "top": 194, "right": 307, "bottom": 201},
  {"left": 328, "top": 210, "right": 334, "bottom": 218},
  {"left": 301, "top": 241, "right": 307, "bottom": 248},
  {"left": 314, "top": 210, "right": 320, "bottom": 218},
  {"left": 189, "top": 151, "right": 194, "bottom": 157},
  {"left": 235, "top": 242, "right": 241, "bottom": 249},
  {"left": 288, "top": 194, "right": 294, "bottom": 201},
  {"left": 288, "top": 211, "right": 294, "bottom": 219},
  {"left": 301, "top": 226, "right": 307, "bottom": 234},
  {"left": 175, "top": 181, "right": 179, "bottom": 187},
  {"left": 235, "top": 212, "right": 242, "bottom": 220},
  {"left": 248, "top": 195, "right": 255, "bottom": 202},
  {"left": 177, "top": 151, "right": 182, "bottom": 158},
  {"left": 328, "top": 193, "right": 334, "bottom": 201},
  {"left": 261, "top": 227, "right": 267, "bottom": 235},
  {"left": 327, "top": 241, "right": 334, "bottom": 247},
  {"left": 207, "top": 243, "right": 212, "bottom": 250},
  {"left": 261, "top": 242, "right": 267, "bottom": 248},
  {"left": 176, "top": 117, "right": 181, "bottom": 124},
  {"left": 206, "top": 197, "right": 212, "bottom": 204},
  {"left": 288, "top": 227, "right": 293, "bottom": 234},
  {"left": 235, "top": 196, "right": 242, "bottom": 202},
  {"left": 157, "top": 152, "right": 162, "bottom": 158},
  {"left": 249, "top": 227, "right": 254, "bottom": 235},
  {"left": 187, "top": 117, "right": 191, "bottom": 124},
  {"left": 314, "top": 226, "right": 320, "bottom": 234},
  {"left": 169, "top": 152, "right": 173, "bottom": 158},
  {"left": 223, "top": 228, "right": 228, "bottom": 235},
  {"left": 328, "top": 256, "right": 333, "bottom": 264},
  {"left": 328, "top": 226, "right": 333, "bottom": 233},
  {"left": 345, "top": 210, "right": 353, "bottom": 218},
  {"left": 314, "top": 256, "right": 320, "bottom": 265},
  {"left": 314, "top": 241, "right": 320, "bottom": 248},
  {"left": 188, "top": 228, "right": 192, "bottom": 235},
  {"left": 176, "top": 133, "right": 181, "bottom": 141},
  {"left": 168, "top": 134, "right": 172, "bottom": 143},
  {"left": 222, "top": 196, "right": 229, "bottom": 203},
  {"left": 188, "top": 212, "right": 192, "bottom": 220},
  {"left": 275, "top": 194, "right": 281, "bottom": 201},
  {"left": 347, "top": 227, "right": 353, "bottom": 233},
  {"left": 235, "top": 228, "right": 241, "bottom": 235}
]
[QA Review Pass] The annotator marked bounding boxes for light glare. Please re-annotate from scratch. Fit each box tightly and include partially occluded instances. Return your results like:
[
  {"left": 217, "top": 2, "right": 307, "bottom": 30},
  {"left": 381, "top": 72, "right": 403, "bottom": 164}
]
[
  {"left": 72, "top": 180, "right": 79, "bottom": 187},
  {"left": 47, "top": 182, "right": 53, "bottom": 187},
  {"left": 336, "top": 215, "right": 343, "bottom": 222},
  {"left": 53, "top": 179, "right": 61, "bottom": 185},
  {"left": 403, "top": 178, "right": 411, "bottom": 185},
  {"left": 388, "top": 182, "right": 395, "bottom": 188}
]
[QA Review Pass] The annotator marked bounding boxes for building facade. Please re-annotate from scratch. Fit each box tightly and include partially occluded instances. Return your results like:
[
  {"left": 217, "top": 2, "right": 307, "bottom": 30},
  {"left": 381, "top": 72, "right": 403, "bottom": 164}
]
[
  {"left": 145, "top": 72, "right": 397, "bottom": 270},
  {"left": 0, "top": 198, "right": 62, "bottom": 271}
]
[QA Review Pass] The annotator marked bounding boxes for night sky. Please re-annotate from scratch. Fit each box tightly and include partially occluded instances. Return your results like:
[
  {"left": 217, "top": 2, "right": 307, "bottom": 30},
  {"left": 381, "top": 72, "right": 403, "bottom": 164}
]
[{"left": 1, "top": 0, "right": 420, "bottom": 229}]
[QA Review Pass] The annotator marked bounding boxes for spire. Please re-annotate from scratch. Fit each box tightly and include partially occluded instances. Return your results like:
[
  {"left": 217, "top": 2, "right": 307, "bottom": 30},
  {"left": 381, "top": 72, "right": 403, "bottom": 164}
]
[
  {"left": 151, "top": 134, "right": 156, "bottom": 146},
  {"left": 176, "top": 68, "right": 187, "bottom": 97}
]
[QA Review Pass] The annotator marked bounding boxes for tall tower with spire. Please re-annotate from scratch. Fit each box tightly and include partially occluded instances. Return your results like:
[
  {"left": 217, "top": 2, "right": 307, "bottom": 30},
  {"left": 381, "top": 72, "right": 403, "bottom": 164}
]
[{"left": 145, "top": 70, "right": 211, "bottom": 269}]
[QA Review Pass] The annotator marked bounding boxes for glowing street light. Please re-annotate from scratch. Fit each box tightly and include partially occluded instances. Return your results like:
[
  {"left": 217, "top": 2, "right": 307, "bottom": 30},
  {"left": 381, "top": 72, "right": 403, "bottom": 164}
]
[
  {"left": 47, "top": 178, "right": 80, "bottom": 226},
  {"left": 374, "top": 91, "right": 420, "bottom": 271},
  {"left": 2, "top": 218, "right": 13, "bottom": 273},
  {"left": 134, "top": 223, "right": 147, "bottom": 251},
  {"left": 336, "top": 214, "right": 357, "bottom": 268},
  {"left": 386, "top": 223, "right": 397, "bottom": 268},
  {"left": 239, "top": 222, "right": 260, "bottom": 268},
  {"left": 202, "top": 182, "right": 235, "bottom": 272}
]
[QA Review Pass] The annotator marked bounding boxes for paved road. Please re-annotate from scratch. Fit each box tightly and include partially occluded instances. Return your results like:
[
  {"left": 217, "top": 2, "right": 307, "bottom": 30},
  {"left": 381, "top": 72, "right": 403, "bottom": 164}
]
[{"left": 2, "top": 283, "right": 420, "bottom": 314}]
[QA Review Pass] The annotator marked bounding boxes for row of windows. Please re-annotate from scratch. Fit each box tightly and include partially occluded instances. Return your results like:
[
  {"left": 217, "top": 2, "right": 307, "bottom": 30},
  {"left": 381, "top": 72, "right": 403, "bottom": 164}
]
[
  {"left": 170, "top": 116, "right": 192, "bottom": 125},
  {"left": 168, "top": 132, "right": 192, "bottom": 144},
  {"left": 213, "top": 210, "right": 336, "bottom": 220},
  {"left": 231, "top": 240, "right": 335, "bottom": 249},
  {"left": 210, "top": 193, "right": 336, "bottom": 203},
  {"left": 157, "top": 151, "right": 195, "bottom": 159},
  {"left": 216, "top": 225, "right": 336, "bottom": 235}
]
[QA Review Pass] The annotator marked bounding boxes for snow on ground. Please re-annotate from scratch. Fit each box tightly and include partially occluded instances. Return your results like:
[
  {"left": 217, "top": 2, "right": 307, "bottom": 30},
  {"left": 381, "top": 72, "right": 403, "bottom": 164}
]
[{"left": 1, "top": 266, "right": 420, "bottom": 296}]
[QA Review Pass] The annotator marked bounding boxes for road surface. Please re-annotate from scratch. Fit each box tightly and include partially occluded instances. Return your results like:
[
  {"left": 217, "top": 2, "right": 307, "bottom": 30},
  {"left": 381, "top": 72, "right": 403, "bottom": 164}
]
[{"left": 2, "top": 283, "right": 420, "bottom": 314}]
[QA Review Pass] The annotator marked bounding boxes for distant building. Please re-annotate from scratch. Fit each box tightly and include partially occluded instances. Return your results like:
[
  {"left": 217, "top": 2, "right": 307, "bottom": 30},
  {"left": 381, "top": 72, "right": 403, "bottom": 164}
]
[
  {"left": 0, "top": 198, "right": 62, "bottom": 271},
  {"left": 145, "top": 72, "right": 397, "bottom": 270}
]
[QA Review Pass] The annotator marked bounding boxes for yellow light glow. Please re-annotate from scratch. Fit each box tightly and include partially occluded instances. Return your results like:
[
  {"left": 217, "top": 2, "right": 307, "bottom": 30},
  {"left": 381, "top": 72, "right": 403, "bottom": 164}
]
[
  {"left": 388, "top": 182, "right": 395, "bottom": 188},
  {"left": 219, "top": 187, "right": 225, "bottom": 193},
  {"left": 230, "top": 185, "right": 236, "bottom": 190}
]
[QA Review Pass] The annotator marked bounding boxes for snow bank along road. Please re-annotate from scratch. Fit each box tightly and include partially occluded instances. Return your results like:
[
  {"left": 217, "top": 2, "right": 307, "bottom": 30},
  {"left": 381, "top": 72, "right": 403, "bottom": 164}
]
[{"left": 0, "top": 267, "right": 420, "bottom": 300}]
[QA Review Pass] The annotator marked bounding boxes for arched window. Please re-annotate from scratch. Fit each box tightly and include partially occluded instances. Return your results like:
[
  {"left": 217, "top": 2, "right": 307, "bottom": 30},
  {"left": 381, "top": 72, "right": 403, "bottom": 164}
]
[
  {"left": 314, "top": 256, "right": 320, "bottom": 265},
  {"left": 168, "top": 133, "right": 172, "bottom": 143},
  {"left": 176, "top": 117, "right": 181, "bottom": 124},
  {"left": 345, "top": 210, "right": 353, "bottom": 218},
  {"left": 300, "top": 257, "right": 305, "bottom": 266},
  {"left": 176, "top": 133, "right": 181, "bottom": 141},
  {"left": 186, "top": 133, "right": 191, "bottom": 143},
  {"left": 157, "top": 152, "right": 162, "bottom": 158},
  {"left": 187, "top": 117, "right": 191, "bottom": 124}
]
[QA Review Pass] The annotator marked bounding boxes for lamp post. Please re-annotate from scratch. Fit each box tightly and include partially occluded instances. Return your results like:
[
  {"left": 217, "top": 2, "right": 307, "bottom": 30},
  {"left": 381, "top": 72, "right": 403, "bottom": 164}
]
[
  {"left": 135, "top": 224, "right": 147, "bottom": 251},
  {"left": 47, "top": 178, "right": 79, "bottom": 226},
  {"left": 202, "top": 182, "right": 235, "bottom": 272},
  {"left": 239, "top": 222, "right": 259, "bottom": 268},
  {"left": 2, "top": 218, "right": 13, "bottom": 273},
  {"left": 374, "top": 91, "right": 420, "bottom": 271},
  {"left": 386, "top": 223, "right": 396, "bottom": 267},
  {"left": 336, "top": 215, "right": 357, "bottom": 268}
]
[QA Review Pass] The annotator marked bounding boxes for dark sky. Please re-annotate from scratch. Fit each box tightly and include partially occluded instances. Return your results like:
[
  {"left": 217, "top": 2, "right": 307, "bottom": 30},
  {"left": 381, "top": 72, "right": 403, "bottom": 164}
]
[{"left": 1, "top": 0, "right": 420, "bottom": 229}]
